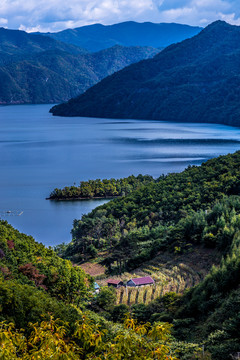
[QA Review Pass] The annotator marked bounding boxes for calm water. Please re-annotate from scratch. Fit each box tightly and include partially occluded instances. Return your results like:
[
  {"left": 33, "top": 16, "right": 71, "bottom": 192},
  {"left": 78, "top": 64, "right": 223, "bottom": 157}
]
[{"left": 1, "top": 104, "right": 240, "bottom": 246}]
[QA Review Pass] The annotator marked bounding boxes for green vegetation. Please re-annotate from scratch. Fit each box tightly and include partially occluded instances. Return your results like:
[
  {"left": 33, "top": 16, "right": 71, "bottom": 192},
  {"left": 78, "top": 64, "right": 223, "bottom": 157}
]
[
  {"left": 51, "top": 21, "right": 240, "bottom": 127},
  {"left": 49, "top": 174, "right": 154, "bottom": 200},
  {"left": 0, "top": 220, "right": 181, "bottom": 360},
  {"left": 64, "top": 151, "right": 240, "bottom": 264},
  {"left": 2, "top": 150, "right": 240, "bottom": 359},
  {"left": 0, "top": 220, "right": 92, "bottom": 310},
  {"left": 58, "top": 150, "right": 240, "bottom": 359},
  {"left": 0, "top": 314, "right": 178, "bottom": 360}
]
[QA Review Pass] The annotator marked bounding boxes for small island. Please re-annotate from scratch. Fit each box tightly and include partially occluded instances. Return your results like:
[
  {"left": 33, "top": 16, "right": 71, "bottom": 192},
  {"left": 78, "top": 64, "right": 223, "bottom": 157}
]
[{"left": 48, "top": 174, "right": 155, "bottom": 200}]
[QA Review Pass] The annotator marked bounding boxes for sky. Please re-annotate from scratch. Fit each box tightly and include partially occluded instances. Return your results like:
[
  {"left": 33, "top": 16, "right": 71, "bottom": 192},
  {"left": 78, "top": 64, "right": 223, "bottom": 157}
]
[{"left": 1, "top": 0, "right": 240, "bottom": 32}]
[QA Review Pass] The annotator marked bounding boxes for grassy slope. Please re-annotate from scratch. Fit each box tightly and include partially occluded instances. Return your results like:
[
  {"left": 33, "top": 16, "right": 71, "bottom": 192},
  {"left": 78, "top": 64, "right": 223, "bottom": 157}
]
[{"left": 81, "top": 246, "right": 220, "bottom": 306}]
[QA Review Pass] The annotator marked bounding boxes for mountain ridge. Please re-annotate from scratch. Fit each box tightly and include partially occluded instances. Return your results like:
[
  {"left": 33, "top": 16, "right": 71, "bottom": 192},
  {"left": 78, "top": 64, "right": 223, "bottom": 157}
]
[
  {"left": 37, "top": 21, "right": 202, "bottom": 52},
  {"left": 0, "top": 27, "right": 87, "bottom": 58},
  {"left": 0, "top": 30, "right": 159, "bottom": 104},
  {"left": 50, "top": 20, "right": 240, "bottom": 127}
]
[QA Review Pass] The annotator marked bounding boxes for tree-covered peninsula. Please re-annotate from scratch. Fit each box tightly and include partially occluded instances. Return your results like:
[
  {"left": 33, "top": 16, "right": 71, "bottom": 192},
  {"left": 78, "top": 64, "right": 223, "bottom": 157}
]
[{"left": 48, "top": 174, "right": 154, "bottom": 200}]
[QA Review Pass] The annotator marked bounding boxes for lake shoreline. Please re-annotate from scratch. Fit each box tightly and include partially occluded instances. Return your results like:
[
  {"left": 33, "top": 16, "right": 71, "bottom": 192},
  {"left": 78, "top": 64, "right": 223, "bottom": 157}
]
[
  {"left": 2, "top": 104, "right": 240, "bottom": 246},
  {"left": 46, "top": 195, "right": 118, "bottom": 201}
]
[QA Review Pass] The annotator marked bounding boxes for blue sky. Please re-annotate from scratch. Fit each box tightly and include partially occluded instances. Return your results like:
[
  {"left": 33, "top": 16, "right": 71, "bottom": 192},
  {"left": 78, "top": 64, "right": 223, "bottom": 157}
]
[{"left": 1, "top": 0, "right": 240, "bottom": 32}]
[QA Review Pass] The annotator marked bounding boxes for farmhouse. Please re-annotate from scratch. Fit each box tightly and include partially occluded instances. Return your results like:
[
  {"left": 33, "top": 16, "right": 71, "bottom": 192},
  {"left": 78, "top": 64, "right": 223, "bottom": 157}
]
[
  {"left": 127, "top": 276, "right": 154, "bottom": 287},
  {"left": 107, "top": 279, "right": 123, "bottom": 288}
]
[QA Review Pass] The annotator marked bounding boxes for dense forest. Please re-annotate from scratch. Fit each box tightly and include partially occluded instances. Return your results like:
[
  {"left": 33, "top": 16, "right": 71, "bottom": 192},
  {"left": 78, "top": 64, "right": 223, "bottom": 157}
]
[
  {"left": 49, "top": 174, "right": 154, "bottom": 200},
  {"left": 64, "top": 151, "right": 240, "bottom": 264},
  {"left": 51, "top": 21, "right": 240, "bottom": 127}
]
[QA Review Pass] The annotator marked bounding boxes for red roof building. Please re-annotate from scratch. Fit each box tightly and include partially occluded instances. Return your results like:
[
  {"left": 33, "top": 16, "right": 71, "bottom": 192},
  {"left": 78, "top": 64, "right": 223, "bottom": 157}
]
[{"left": 127, "top": 276, "right": 154, "bottom": 287}]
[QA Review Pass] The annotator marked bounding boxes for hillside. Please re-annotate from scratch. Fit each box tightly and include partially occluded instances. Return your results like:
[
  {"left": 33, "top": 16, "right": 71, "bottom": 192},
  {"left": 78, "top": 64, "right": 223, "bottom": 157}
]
[
  {"left": 0, "top": 221, "right": 181, "bottom": 359},
  {"left": 2, "top": 152, "right": 240, "bottom": 358},
  {"left": 53, "top": 150, "right": 240, "bottom": 359},
  {"left": 62, "top": 151, "right": 240, "bottom": 359},
  {"left": 0, "top": 43, "right": 158, "bottom": 104},
  {"left": 64, "top": 150, "right": 240, "bottom": 267},
  {"left": 51, "top": 20, "right": 240, "bottom": 127},
  {"left": 39, "top": 21, "right": 202, "bottom": 52}
]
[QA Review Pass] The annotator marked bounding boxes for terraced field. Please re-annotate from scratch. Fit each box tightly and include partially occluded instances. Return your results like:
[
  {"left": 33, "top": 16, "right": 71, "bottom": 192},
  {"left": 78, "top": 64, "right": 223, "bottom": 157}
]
[{"left": 94, "top": 247, "right": 220, "bottom": 305}]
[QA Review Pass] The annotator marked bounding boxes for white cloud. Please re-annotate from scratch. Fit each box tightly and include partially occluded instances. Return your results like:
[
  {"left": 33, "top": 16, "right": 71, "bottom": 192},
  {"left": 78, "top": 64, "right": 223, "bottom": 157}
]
[
  {"left": 0, "top": 17, "right": 8, "bottom": 25},
  {"left": 0, "top": 0, "right": 240, "bottom": 32}
]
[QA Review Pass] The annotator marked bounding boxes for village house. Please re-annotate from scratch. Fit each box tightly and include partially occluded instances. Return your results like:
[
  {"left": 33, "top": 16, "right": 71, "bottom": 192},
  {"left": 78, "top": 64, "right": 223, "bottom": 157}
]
[
  {"left": 126, "top": 276, "right": 155, "bottom": 287},
  {"left": 107, "top": 279, "right": 123, "bottom": 288}
]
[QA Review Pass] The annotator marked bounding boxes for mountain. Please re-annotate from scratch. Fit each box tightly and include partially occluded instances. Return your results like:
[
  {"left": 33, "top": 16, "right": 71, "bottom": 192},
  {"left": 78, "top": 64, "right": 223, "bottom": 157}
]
[
  {"left": 51, "top": 21, "right": 240, "bottom": 127},
  {"left": 0, "top": 27, "right": 86, "bottom": 60},
  {"left": 0, "top": 43, "right": 158, "bottom": 104},
  {"left": 39, "top": 21, "right": 202, "bottom": 52}
]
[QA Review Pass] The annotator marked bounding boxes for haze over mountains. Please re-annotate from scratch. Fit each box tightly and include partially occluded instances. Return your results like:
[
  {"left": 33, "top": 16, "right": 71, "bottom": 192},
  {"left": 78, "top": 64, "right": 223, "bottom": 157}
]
[
  {"left": 38, "top": 21, "right": 202, "bottom": 52},
  {"left": 51, "top": 21, "right": 240, "bottom": 127},
  {"left": 0, "top": 22, "right": 202, "bottom": 104}
]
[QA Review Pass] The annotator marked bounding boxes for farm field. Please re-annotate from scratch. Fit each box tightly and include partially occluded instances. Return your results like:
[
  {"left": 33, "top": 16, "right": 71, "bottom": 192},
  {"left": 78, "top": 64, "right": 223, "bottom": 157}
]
[{"left": 80, "top": 247, "right": 220, "bottom": 305}]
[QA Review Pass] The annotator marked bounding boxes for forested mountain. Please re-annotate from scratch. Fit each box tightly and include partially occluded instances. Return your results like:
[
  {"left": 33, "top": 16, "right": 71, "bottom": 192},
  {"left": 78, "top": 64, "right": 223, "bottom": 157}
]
[
  {"left": 0, "top": 22, "right": 201, "bottom": 104},
  {"left": 38, "top": 21, "right": 202, "bottom": 52},
  {"left": 51, "top": 20, "right": 240, "bottom": 127},
  {"left": 61, "top": 150, "right": 240, "bottom": 359},
  {"left": 0, "top": 35, "right": 158, "bottom": 104}
]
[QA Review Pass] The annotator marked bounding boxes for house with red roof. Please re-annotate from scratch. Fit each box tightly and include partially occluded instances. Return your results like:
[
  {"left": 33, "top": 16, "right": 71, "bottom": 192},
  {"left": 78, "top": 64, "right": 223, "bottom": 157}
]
[
  {"left": 107, "top": 279, "right": 123, "bottom": 288},
  {"left": 126, "top": 276, "right": 154, "bottom": 287}
]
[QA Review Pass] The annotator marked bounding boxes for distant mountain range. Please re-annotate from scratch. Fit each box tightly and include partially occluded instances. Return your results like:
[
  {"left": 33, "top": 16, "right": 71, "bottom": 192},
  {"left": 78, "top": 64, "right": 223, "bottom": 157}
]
[
  {"left": 0, "top": 22, "right": 202, "bottom": 105},
  {"left": 51, "top": 21, "right": 240, "bottom": 127},
  {"left": 0, "top": 27, "right": 86, "bottom": 65},
  {"left": 0, "top": 28, "right": 159, "bottom": 104},
  {"left": 37, "top": 22, "right": 202, "bottom": 52}
]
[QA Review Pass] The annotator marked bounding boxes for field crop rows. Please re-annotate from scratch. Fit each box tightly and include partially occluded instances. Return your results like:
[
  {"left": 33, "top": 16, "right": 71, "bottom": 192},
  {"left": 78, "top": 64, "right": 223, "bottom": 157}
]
[
  {"left": 114, "top": 248, "right": 219, "bottom": 305},
  {"left": 82, "top": 247, "right": 220, "bottom": 306}
]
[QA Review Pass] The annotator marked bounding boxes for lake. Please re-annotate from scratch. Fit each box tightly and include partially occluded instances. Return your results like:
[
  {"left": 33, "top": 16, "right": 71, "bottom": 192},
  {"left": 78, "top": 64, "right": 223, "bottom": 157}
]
[{"left": 1, "top": 104, "right": 240, "bottom": 246}]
